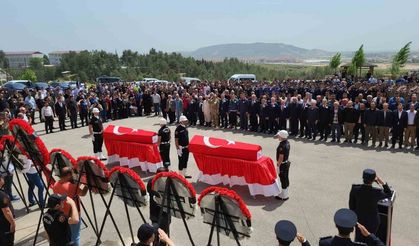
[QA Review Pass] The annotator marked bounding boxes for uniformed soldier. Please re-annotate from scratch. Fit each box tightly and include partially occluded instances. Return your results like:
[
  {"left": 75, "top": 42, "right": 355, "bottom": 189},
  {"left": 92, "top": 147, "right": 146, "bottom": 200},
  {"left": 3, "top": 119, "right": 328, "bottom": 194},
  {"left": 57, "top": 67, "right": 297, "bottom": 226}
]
[
  {"left": 349, "top": 169, "right": 392, "bottom": 242},
  {"left": 274, "top": 220, "right": 311, "bottom": 246},
  {"left": 158, "top": 118, "right": 171, "bottom": 168},
  {"left": 175, "top": 116, "right": 191, "bottom": 179},
  {"left": 275, "top": 130, "right": 291, "bottom": 200},
  {"left": 89, "top": 108, "right": 106, "bottom": 160},
  {"left": 0, "top": 175, "right": 15, "bottom": 246},
  {"left": 319, "top": 208, "right": 385, "bottom": 246},
  {"left": 43, "top": 194, "right": 79, "bottom": 246}
]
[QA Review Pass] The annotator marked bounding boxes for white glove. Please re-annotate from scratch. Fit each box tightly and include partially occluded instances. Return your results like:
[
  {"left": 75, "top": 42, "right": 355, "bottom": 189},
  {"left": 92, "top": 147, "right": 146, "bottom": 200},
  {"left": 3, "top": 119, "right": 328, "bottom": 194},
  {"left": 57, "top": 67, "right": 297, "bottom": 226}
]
[{"left": 177, "top": 148, "right": 183, "bottom": 157}]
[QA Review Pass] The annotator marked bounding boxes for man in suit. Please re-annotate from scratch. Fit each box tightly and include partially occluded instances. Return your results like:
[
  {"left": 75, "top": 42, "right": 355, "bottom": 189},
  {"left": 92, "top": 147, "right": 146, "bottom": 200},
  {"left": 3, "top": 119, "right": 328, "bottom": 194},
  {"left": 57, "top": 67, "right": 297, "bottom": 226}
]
[
  {"left": 376, "top": 103, "right": 393, "bottom": 148},
  {"left": 55, "top": 95, "right": 67, "bottom": 131},
  {"left": 278, "top": 99, "right": 288, "bottom": 130},
  {"left": 319, "top": 208, "right": 384, "bottom": 246},
  {"left": 318, "top": 98, "right": 332, "bottom": 141},
  {"left": 349, "top": 169, "right": 392, "bottom": 243},
  {"left": 268, "top": 97, "right": 279, "bottom": 134},
  {"left": 274, "top": 220, "right": 310, "bottom": 246},
  {"left": 306, "top": 100, "right": 319, "bottom": 140},
  {"left": 364, "top": 102, "right": 379, "bottom": 147},
  {"left": 391, "top": 103, "right": 408, "bottom": 149},
  {"left": 353, "top": 103, "right": 366, "bottom": 144},
  {"left": 238, "top": 92, "right": 250, "bottom": 131},
  {"left": 288, "top": 97, "right": 301, "bottom": 136},
  {"left": 248, "top": 94, "right": 260, "bottom": 132},
  {"left": 343, "top": 101, "right": 357, "bottom": 143},
  {"left": 330, "top": 101, "right": 344, "bottom": 143}
]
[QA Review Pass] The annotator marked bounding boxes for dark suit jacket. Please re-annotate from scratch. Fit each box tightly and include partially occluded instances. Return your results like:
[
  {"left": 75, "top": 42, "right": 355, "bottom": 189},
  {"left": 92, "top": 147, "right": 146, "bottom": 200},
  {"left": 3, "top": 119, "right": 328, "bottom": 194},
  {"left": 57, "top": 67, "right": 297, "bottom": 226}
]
[
  {"left": 392, "top": 110, "right": 408, "bottom": 128},
  {"left": 329, "top": 107, "right": 344, "bottom": 125},
  {"left": 343, "top": 107, "right": 357, "bottom": 123},
  {"left": 55, "top": 102, "right": 67, "bottom": 117},
  {"left": 349, "top": 184, "right": 392, "bottom": 229},
  {"left": 376, "top": 110, "right": 393, "bottom": 127}
]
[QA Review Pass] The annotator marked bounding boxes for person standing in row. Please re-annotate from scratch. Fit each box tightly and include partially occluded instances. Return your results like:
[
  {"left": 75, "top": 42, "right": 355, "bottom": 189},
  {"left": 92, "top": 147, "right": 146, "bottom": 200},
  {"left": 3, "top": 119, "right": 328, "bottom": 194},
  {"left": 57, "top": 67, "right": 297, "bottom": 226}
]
[
  {"left": 89, "top": 108, "right": 106, "bottom": 161},
  {"left": 158, "top": 118, "right": 171, "bottom": 168},
  {"left": 41, "top": 100, "right": 54, "bottom": 134},
  {"left": 391, "top": 103, "right": 408, "bottom": 149},
  {"left": 55, "top": 95, "right": 67, "bottom": 131},
  {"left": 275, "top": 130, "right": 291, "bottom": 201},
  {"left": 175, "top": 116, "right": 191, "bottom": 179},
  {"left": 405, "top": 103, "right": 417, "bottom": 149},
  {"left": 376, "top": 103, "right": 393, "bottom": 148},
  {"left": 349, "top": 169, "right": 392, "bottom": 243}
]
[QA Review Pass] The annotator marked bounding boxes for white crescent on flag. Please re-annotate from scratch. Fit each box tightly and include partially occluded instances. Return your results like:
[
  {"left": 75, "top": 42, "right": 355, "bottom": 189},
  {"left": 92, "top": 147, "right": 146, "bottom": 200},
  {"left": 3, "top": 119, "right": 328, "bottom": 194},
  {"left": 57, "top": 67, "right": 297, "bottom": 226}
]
[
  {"left": 113, "top": 126, "right": 125, "bottom": 135},
  {"left": 203, "top": 136, "right": 235, "bottom": 148}
]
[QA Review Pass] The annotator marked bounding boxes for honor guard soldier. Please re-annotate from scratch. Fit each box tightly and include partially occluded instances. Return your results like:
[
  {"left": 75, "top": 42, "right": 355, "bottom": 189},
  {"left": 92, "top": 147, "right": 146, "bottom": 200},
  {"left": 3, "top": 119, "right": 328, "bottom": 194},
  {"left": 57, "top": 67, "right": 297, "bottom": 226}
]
[
  {"left": 175, "top": 116, "right": 191, "bottom": 178},
  {"left": 43, "top": 194, "right": 79, "bottom": 246},
  {"left": 158, "top": 118, "right": 171, "bottom": 168},
  {"left": 89, "top": 108, "right": 106, "bottom": 160},
  {"left": 274, "top": 220, "right": 311, "bottom": 246},
  {"left": 319, "top": 208, "right": 384, "bottom": 246},
  {"left": 275, "top": 130, "right": 291, "bottom": 200},
  {"left": 349, "top": 169, "right": 392, "bottom": 243}
]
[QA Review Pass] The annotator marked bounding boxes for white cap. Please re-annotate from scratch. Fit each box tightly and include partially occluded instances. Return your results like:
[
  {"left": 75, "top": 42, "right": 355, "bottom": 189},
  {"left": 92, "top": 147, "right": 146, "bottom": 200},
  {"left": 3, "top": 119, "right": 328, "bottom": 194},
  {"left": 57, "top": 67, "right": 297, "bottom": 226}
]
[
  {"left": 275, "top": 130, "right": 289, "bottom": 139},
  {"left": 92, "top": 108, "right": 100, "bottom": 113},
  {"left": 179, "top": 115, "right": 188, "bottom": 122},
  {"left": 159, "top": 118, "right": 167, "bottom": 125}
]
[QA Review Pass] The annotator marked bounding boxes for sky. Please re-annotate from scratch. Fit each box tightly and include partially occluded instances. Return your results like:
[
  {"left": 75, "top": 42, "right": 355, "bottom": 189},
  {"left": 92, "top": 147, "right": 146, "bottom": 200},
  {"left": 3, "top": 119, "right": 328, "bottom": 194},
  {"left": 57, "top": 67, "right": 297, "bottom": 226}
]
[{"left": 2, "top": 0, "right": 419, "bottom": 54}]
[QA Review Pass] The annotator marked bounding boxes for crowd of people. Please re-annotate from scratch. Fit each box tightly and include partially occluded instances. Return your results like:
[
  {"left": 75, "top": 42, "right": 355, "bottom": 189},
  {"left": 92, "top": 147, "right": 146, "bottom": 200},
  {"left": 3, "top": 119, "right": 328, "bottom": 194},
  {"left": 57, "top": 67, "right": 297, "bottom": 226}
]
[
  {"left": 0, "top": 75, "right": 412, "bottom": 245},
  {"left": 1, "top": 76, "right": 418, "bottom": 151}
]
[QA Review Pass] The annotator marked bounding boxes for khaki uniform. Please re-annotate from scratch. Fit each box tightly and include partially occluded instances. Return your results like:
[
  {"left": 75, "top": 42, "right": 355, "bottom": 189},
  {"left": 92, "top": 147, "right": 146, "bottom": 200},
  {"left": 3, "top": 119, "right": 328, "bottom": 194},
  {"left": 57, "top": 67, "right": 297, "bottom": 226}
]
[{"left": 208, "top": 97, "right": 220, "bottom": 127}]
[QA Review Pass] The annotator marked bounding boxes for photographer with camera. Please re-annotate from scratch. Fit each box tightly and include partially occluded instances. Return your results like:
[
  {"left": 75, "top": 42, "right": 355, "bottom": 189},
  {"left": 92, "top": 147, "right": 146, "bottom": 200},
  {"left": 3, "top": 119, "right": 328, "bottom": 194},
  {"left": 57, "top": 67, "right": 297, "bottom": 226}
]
[{"left": 133, "top": 223, "right": 175, "bottom": 246}]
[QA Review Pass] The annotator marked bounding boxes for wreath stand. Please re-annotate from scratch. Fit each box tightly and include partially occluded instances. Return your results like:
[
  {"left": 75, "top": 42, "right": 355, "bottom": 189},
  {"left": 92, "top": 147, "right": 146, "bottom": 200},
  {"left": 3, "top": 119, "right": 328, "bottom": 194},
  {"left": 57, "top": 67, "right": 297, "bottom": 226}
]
[
  {"left": 96, "top": 171, "right": 147, "bottom": 246},
  {"left": 205, "top": 195, "right": 244, "bottom": 246},
  {"left": 32, "top": 149, "right": 94, "bottom": 245},
  {"left": 0, "top": 138, "right": 30, "bottom": 213},
  {"left": 77, "top": 159, "right": 126, "bottom": 246},
  {"left": 157, "top": 177, "right": 195, "bottom": 246}
]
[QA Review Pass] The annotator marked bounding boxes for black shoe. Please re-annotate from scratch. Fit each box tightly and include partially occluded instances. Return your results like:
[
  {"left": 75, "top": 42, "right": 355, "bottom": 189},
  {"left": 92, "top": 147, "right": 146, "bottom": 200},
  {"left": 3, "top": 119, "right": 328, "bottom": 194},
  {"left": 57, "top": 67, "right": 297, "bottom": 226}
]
[
  {"left": 378, "top": 143, "right": 382, "bottom": 147},
  {"left": 385, "top": 144, "right": 389, "bottom": 148},
  {"left": 275, "top": 196, "right": 289, "bottom": 201},
  {"left": 415, "top": 146, "right": 419, "bottom": 150},
  {"left": 399, "top": 145, "right": 403, "bottom": 149},
  {"left": 319, "top": 137, "right": 324, "bottom": 141},
  {"left": 184, "top": 175, "right": 192, "bottom": 179},
  {"left": 331, "top": 139, "right": 336, "bottom": 142}
]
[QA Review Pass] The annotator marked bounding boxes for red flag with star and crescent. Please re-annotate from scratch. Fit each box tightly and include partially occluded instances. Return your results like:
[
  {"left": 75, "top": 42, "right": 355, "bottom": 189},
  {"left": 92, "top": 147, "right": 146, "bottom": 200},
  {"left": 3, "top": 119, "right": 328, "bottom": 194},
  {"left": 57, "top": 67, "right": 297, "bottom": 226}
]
[
  {"left": 104, "top": 125, "right": 158, "bottom": 144},
  {"left": 189, "top": 135, "right": 262, "bottom": 161}
]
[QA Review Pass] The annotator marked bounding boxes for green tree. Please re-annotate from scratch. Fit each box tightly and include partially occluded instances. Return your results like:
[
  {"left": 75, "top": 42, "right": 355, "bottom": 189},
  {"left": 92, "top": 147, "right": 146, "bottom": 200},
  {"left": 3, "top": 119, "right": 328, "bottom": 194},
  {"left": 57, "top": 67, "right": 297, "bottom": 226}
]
[
  {"left": 43, "top": 55, "right": 50, "bottom": 65},
  {"left": 29, "top": 57, "right": 44, "bottom": 70},
  {"left": 351, "top": 45, "right": 365, "bottom": 79},
  {"left": 0, "top": 50, "right": 8, "bottom": 68},
  {"left": 20, "top": 69, "right": 37, "bottom": 81},
  {"left": 390, "top": 41, "right": 412, "bottom": 78},
  {"left": 329, "top": 52, "right": 341, "bottom": 73}
]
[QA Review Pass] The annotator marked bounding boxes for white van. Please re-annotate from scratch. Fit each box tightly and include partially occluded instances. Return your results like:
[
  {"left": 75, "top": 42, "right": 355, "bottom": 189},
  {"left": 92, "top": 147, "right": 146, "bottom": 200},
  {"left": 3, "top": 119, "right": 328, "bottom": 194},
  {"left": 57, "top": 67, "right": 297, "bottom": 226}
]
[
  {"left": 180, "top": 77, "right": 201, "bottom": 85},
  {"left": 228, "top": 74, "right": 257, "bottom": 83}
]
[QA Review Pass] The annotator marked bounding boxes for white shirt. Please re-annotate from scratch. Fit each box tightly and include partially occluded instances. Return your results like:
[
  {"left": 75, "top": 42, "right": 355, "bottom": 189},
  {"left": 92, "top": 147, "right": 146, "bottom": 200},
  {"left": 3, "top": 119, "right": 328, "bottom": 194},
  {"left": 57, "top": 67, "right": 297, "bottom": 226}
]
[
  {"left": 152, "top": 94, "right": 161, "bottom": 104},
  {"left": 21, "top": 155, "right": 37, "bottom": 174},
  {"left": 407, "top": 110, "right": 416, "bottom": 125},
  {"left": 42, "top": 106, "right": 54, "bottom": 117}
]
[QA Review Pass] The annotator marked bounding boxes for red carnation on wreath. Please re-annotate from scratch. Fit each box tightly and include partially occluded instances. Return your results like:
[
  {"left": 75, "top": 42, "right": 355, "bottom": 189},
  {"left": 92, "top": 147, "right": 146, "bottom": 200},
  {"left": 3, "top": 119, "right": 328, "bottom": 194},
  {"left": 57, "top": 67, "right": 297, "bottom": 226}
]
[
  {"left": 151, "top": 171, "right": 197, "bottom": 198},
  {"left": 8, "top": 119, "right": 54, "bottom": 185},
  {"left": 198, "top": 186, "right": 252, "bottom": 219},
  {"left": 50, "top": 148, "right": 77, "bottom": 168},
  {"left": 107, "top": 166, "right": 146, "bottom": 192}
]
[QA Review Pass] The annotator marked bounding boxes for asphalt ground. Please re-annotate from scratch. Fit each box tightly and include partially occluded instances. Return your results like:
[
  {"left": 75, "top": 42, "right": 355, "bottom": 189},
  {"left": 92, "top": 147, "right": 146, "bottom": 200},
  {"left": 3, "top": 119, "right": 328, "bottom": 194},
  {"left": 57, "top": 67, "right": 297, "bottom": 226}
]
[{"left": 10, "top": 116, "right": 419, "bottom": 246}]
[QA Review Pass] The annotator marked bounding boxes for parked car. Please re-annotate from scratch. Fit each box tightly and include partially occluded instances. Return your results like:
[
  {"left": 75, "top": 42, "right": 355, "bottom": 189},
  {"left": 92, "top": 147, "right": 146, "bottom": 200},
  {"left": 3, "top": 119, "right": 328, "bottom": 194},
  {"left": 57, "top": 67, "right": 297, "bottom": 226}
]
[
  {"left": 2, "top": 81, "right": 28, "bottom": 92},
  {"left": 50, "top": 81, "right": 70, "bottom": 90},
  {"left": 34, "top": 82, "right": 50, "bottom": 90}
]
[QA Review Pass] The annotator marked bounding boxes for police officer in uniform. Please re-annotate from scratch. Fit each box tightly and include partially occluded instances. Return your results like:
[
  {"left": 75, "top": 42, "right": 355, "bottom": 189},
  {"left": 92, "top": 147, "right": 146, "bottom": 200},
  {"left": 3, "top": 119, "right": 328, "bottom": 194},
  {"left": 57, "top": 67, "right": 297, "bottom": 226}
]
[
  {"left": 43, "top": 194, "right": 79, "bottom": 246},
  {"left": 349, "top": 169, "right": 392, "bottom": 242},
  {"left": 274, "top": 220, "right": 311, "bottom": 246},
  {"left": 175, "top": 116, "right": 191, "bottom": 179},
  {"left": 158, "top": 118, "right": 171, "bottom": 168},
  {"left": 275, "top": 130, "right": 291, "bottom": 200},
  {"left": 89, "top": 108, "right": 106, "bottom": 160},
  {"left": 319, "top": 208, "right": 384, "bottom": 246}
]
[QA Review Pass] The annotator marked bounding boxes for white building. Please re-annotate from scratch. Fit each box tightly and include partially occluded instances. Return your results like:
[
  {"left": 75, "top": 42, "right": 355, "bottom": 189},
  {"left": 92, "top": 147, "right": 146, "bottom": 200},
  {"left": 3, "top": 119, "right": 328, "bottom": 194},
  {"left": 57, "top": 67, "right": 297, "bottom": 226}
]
[
  {"left": 48, "top": 51, "right": 78, "bottom": 65},
  {"left": 5, "top": 51, "right": 44, "bottom": 68}
]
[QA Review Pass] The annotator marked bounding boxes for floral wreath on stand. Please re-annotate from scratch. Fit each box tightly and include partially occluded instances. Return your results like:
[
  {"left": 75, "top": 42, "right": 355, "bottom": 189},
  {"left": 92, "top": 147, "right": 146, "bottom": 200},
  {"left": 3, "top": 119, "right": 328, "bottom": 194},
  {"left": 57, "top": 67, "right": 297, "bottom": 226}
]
[
  {"left": 108, "top": 166, "right": 148, "bottom": 207},
  {"left": 49, "top": 148, "right": 77, "bottom": 180},
  {"left": 76, "top": 156, "right": 110, "bottom": 194},
  {"left": 198, "top": 186, "right": 253, "bottom": 239},
  {"left": 8, "top": 119, "right": 54, "bottom": 185}
]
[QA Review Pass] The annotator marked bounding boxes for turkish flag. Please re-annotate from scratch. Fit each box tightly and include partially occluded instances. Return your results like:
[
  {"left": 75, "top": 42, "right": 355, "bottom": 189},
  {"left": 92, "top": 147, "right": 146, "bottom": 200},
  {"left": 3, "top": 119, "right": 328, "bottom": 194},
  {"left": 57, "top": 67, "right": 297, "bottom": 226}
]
[
  {"left": 104, "top": 125, "right": 158, "bottom": 144},
  {"left": 189, "top": 135, "right": 262, "bottom": 161}
]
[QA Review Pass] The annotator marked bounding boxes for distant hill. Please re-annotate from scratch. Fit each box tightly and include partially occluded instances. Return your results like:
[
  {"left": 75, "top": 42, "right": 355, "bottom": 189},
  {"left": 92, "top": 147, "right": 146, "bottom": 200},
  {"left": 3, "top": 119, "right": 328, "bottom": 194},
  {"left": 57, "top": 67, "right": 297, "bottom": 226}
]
[
  {"left": 181, "top": 42, "right": 333, "bottom": 62},
  {"left": 182, "top": 42, "right": 419, "bottom": 63}
]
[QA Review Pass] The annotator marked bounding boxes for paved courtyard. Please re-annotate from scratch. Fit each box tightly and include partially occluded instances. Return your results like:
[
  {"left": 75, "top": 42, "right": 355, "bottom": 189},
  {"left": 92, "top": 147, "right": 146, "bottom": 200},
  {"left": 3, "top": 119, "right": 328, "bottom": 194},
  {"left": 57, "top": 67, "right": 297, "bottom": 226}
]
[{"left": 11, "top": 116, "right": 419, "bottom": 246}]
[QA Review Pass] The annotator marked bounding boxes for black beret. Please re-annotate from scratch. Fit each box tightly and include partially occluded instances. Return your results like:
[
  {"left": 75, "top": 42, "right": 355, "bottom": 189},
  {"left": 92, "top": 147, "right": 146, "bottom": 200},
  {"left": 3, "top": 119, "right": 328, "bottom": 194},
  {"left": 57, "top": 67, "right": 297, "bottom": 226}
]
[
  {"left": 362, "top": 169, "right": 376, "bottom": 182},
  {"left": 275, "top": 220, "right": 297, "bottom": 242}
]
